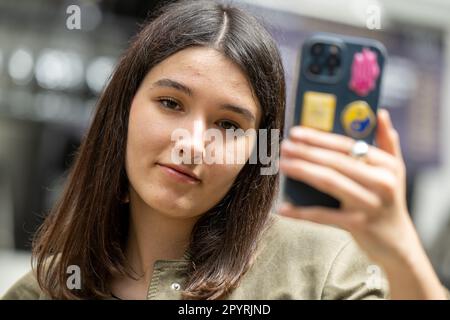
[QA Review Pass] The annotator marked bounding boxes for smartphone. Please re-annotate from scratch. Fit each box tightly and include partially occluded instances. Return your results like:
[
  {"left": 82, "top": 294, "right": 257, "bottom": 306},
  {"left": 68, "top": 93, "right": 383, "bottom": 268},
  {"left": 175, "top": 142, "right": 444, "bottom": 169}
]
[{"left": 283, "top": 33, "right": 387, "bottom": 208}]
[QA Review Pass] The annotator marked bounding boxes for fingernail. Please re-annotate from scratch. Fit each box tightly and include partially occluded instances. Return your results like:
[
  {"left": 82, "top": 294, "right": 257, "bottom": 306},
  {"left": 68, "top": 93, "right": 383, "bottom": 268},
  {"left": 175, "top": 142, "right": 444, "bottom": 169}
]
[
  {"left": 289, "top": 126, "right": 303, "bottom": 138},
  {"left": 381, "top": 109, "right": 392, "bottom": 126},
  {"left": 281, "top": 140, "right": 294, "bottom": 150},
  {"left": 279, "top": 158, "right": 291, "bottom": 169},
  {"left": 279, "top": 202, "right": 292, "bottom": 212}
]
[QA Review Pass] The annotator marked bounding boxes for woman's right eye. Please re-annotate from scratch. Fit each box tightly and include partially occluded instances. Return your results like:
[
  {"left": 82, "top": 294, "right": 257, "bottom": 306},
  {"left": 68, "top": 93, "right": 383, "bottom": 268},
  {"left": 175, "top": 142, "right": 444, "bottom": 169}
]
[{"left": 158, "top": 98, "right": 182, "bottom": 111}]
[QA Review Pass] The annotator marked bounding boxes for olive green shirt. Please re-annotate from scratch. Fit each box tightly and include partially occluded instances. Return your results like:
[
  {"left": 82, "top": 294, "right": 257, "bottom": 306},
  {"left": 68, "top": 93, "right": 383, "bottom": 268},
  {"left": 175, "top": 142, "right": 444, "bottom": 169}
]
[{"left": 2, "top": 214, "right": 449, "bottom": 300}]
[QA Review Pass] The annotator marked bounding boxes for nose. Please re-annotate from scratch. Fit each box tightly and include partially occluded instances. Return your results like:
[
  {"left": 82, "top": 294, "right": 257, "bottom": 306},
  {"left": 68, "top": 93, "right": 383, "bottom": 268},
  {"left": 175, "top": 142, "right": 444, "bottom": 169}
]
[{"left": 173, "top": 119, "right": 206, "bottom": 165}]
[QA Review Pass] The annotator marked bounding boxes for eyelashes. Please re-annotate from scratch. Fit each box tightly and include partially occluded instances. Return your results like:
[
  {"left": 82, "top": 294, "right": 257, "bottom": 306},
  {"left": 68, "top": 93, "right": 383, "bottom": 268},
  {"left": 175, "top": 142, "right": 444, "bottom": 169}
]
[
  {"left": 158, "top": 97, "right": 181, "bottom": 111},
  {"left": 156, "top": 97, "right": 242, "bottom": 130},
  {"left": 217, "top": 120, "right": 240, "bottom": 130}
]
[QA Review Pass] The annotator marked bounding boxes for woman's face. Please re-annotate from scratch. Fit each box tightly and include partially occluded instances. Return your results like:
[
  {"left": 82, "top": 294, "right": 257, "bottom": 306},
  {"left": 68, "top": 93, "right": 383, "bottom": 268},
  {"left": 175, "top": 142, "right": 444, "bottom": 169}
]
[{"left": 125, "top": 46, "right": 261, "bottom": 218}]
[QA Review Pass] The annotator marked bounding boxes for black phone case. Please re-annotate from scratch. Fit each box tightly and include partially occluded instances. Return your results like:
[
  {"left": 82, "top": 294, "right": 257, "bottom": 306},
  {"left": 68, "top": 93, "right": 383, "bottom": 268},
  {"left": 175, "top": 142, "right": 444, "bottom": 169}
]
[{"left": 283, "top": 33, "right": 387, "bottom": 208}]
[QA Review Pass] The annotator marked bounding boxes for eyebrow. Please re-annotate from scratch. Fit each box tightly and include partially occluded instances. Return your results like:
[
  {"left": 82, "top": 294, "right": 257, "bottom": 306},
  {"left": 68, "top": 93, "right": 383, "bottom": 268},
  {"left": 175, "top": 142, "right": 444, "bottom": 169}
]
[
  {"left": 219, "top": 104, "right": 256, "bottom": 124},
  {"left": 151, "top": 78, "right": 257, "bottom": 124},
  {"left": 152, "top": 78, "right": 193, "bottom": 96}
]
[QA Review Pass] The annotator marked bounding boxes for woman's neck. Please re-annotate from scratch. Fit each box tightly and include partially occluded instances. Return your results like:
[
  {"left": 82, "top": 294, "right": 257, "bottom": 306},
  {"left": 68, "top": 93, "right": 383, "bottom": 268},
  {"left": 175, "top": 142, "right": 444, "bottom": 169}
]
[{"left": 125, "top": 188, "right": 200, "bottom": 282}]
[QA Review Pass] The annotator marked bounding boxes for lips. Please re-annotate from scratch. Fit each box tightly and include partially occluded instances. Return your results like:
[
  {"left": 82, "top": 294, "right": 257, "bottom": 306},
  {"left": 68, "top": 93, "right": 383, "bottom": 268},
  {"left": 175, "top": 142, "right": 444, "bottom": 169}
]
[{"left": 157, "top": 163, "right": 201, "bottom": 183}]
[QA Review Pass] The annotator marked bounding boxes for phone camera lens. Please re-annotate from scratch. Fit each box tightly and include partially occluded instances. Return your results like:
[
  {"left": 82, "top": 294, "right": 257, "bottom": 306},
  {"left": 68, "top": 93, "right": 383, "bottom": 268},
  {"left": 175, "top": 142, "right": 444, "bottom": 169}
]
[
  {"left": 327, "top": 55, "right": 341, "bottom": 67},
  {"left": 308, "top": 64, "right": 321, "bottom": 75},
  {"left": 310, "top": 43, "right": 324, "bottom": 56},
  {"left": 329, "top": 45, "right": 340, "bottom": 55}
]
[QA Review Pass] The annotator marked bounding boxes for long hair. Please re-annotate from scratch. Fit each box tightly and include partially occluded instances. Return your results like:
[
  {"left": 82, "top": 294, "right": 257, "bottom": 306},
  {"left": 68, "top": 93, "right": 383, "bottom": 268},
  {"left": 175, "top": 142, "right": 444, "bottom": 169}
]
[{"left": 32, "top": 0, "right": 286, "bottom": 299}]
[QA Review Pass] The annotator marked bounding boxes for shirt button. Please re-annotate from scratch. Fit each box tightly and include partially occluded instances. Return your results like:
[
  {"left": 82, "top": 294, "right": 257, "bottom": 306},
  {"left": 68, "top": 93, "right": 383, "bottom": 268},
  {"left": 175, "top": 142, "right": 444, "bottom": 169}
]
[{"left": 171, "top": 282, "right": 181, "bottom": 291}]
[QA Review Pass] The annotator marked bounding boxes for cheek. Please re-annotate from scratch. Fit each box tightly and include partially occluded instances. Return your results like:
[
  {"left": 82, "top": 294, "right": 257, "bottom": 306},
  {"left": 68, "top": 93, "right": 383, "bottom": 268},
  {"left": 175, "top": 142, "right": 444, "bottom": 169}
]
[
  {"left": 206, "top": 135, "right": 257, "bottom": 190},
  {"left": 206, "top": 161, "right": 246, "bottom": 194},
  {"left": 125, "top": 97, "right": 170, "bottom": 176}
]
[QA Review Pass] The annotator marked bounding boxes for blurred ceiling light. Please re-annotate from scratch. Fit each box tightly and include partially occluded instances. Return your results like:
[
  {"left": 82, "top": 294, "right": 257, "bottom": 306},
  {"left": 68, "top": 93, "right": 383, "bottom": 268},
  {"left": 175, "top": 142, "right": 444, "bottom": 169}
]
[
  {"left": 81, "top": 2, "right": 103, "bottom": 32},
  {"left": 86, "top": 56, "right": 115, "bottom": 94},
  {"left": 8, "top": 48, "right": 34, "bottom": 85},
  {"left": 35, "top": 49, "right": 84, "bottom": 90}
]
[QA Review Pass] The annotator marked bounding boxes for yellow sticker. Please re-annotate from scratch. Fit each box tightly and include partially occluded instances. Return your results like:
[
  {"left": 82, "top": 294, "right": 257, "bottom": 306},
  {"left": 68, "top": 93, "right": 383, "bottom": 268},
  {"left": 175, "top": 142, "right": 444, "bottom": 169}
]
[
  {"left": 341, "top": 100, "right": 376, "bottom": 138},
  {"left": 301, "top": 91, "right": 336, "bottom": 131}
]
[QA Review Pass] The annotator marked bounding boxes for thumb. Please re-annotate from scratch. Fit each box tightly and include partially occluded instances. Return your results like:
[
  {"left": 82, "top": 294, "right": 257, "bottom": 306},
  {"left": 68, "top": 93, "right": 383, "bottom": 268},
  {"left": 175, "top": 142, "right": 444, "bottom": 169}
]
[{"left": 376, "top": 109, "right": 403, "bottom": 160}]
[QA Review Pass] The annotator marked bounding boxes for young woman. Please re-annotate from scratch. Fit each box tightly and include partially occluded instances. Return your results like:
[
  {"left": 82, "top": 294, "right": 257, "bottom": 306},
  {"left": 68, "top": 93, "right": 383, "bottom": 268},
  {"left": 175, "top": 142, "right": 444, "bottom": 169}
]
[{"left": 2, "top": 0, "right": 449, "bottom": 300}]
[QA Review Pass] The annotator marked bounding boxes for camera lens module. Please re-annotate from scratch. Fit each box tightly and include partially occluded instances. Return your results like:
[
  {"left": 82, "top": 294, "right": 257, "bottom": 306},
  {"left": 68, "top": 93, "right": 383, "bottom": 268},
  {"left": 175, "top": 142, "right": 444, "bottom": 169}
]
[
  {"left": 327, "top": 55, "right": 341, "bottom": 67},
  {"left": 310, "top": 43, "right": 324, "bottom": 56},
  {"left": 308, "top": 63, "right": 322, "bottom": 75}
]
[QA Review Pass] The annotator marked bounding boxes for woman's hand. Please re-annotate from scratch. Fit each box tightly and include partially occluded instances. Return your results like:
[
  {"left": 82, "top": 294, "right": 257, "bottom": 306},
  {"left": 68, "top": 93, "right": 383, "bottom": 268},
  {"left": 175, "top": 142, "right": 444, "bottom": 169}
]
[{"left": 278, "top": 109, "right": 447, "bottom": 299}]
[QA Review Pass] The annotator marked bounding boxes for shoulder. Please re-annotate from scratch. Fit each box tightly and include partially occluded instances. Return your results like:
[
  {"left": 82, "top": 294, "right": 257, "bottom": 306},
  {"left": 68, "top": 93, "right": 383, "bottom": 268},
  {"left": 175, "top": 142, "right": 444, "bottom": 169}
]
[
  {"left": 1, "top": 270, "right": 47, "bottom": 300},
  {"left": 256, "top": 213, "right": 357, "bottom": 276},
  {"left": 257, "top": 214, "right": 389, "bottom": 299},
  {"left": 261, "top": 213, "right": 353, "bottom": 257}
]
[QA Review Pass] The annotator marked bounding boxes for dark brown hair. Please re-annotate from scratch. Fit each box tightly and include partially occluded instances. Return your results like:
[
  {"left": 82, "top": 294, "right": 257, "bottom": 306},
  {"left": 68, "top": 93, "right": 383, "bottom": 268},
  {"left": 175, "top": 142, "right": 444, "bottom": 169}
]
[{"left": 32, "top": 0, "right": 286, "bottom": 299}]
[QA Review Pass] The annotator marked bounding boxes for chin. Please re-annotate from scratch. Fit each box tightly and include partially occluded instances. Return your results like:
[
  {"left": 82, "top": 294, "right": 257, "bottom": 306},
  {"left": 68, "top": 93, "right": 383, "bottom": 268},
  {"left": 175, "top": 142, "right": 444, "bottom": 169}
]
[{"left": 144, "top": 192, "right": 200, "bottom": 219}]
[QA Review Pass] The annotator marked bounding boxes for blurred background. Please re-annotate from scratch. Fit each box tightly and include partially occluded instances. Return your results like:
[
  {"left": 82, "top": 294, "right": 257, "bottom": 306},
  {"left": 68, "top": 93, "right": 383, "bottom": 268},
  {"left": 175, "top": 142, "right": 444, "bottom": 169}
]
[{"left": 0, "top": 0, "right": 449, "bottom": 296}]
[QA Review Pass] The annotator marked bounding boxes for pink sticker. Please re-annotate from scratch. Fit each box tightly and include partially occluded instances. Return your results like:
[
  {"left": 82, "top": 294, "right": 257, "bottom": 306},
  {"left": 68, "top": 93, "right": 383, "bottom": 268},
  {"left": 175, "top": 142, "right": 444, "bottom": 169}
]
[{"left": 348, "top": 48, "right": 380, "bottom": 96}]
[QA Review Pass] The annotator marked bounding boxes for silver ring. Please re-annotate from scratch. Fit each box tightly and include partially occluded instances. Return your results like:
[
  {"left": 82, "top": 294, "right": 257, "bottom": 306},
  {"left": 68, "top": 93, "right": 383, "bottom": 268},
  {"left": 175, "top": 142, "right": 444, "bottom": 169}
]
[{"left": 350, "top": 140, "right": 369, "bottom": 160}]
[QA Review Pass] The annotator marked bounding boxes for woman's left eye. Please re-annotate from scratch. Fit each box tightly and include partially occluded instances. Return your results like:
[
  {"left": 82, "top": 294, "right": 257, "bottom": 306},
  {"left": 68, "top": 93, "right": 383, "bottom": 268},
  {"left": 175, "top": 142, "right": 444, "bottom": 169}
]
[
  {"left": 158, "top": 98, "right": 182, "bottom": 111},
  {"left": 217, "top": 120, "right": 241, "bottom": 130}
]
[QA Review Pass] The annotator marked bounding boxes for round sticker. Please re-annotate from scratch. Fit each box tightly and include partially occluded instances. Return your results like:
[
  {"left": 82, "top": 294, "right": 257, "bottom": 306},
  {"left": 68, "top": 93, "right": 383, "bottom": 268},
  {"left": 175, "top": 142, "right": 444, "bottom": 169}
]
[{"left": 341, "top": 101, "right": 376, "bottom": 139}]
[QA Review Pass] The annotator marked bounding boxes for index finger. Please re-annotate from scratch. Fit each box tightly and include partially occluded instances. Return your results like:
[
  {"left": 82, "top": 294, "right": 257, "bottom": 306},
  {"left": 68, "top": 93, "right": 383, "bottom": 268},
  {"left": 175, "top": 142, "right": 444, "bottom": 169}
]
[{"left": 288, "top": 126, "right": 398, "bottom": 172}]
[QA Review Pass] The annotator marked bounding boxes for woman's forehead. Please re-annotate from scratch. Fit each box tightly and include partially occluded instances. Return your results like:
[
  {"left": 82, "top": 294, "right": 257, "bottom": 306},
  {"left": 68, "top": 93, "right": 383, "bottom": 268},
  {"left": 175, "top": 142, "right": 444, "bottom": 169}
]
[
  {"left": 149, "top": 47, "right": 249, "bottom": 88},
  {"left": 143, "top": 47, "right": 261, "bottom": 124}
]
